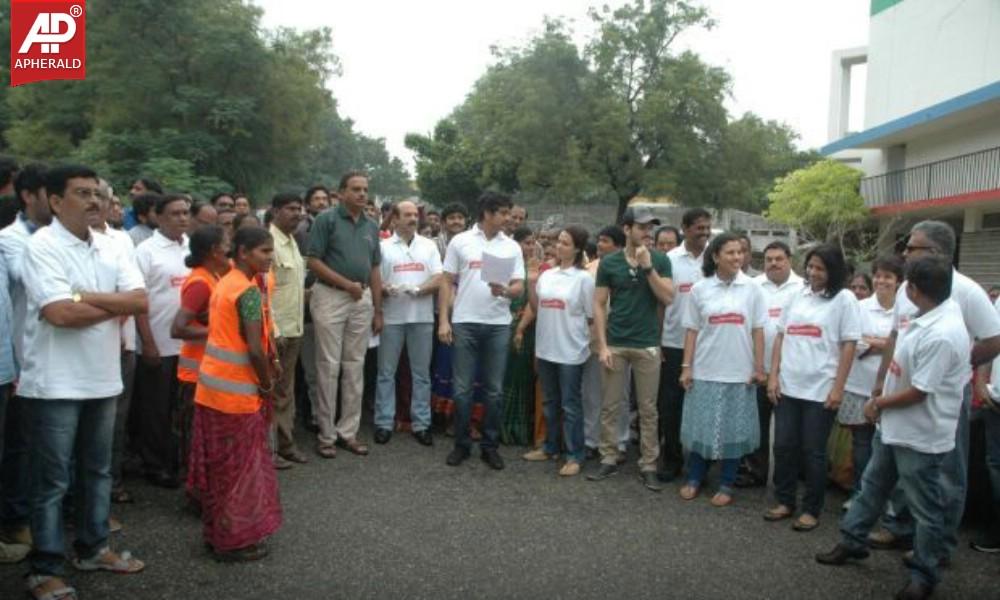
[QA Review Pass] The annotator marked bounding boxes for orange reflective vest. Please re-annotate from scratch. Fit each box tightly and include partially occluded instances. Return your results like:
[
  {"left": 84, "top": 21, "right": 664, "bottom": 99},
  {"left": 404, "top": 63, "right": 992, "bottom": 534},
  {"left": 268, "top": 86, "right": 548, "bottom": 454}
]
[
  {"left": 195, "top": 269, "right": 273, "bottom": 414},
  {"left": 176, "top": 267, "right": 219, "bottom": 383}
]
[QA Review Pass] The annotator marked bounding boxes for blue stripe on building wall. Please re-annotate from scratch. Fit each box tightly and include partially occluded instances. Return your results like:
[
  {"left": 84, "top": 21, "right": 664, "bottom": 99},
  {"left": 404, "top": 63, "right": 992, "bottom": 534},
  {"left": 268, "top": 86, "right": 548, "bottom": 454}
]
[
  {"left": 821, "top": 80, "right": 1000, "bottom": 155},
  {"left": 871, "top": 0, "right": 904, "bottom": 16}
]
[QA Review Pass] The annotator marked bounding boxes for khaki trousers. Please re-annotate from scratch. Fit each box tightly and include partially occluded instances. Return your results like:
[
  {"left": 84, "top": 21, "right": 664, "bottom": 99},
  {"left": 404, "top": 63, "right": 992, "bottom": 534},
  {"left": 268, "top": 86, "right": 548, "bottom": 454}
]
[
  {"left": 310, "top": 284, "right": 373, "bottom": 446},
  {"left": 273, "top": 336, "right": 303, "bottom": 455},
  {"left": 600, "top": 346, "right": 661, "bottom": 471}
]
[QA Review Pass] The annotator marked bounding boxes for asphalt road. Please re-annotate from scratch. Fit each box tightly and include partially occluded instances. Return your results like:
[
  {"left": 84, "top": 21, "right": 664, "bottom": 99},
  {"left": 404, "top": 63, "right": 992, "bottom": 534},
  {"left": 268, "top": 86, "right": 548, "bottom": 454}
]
[{"left": 2, "top": 427, "right": 998, "bottom": 599}]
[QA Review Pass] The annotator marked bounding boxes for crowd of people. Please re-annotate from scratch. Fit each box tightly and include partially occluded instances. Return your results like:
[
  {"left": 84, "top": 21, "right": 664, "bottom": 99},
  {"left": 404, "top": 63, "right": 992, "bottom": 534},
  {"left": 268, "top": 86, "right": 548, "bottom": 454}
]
[{"left": 0, "top": 159, "right": 999, "bottom": 600}]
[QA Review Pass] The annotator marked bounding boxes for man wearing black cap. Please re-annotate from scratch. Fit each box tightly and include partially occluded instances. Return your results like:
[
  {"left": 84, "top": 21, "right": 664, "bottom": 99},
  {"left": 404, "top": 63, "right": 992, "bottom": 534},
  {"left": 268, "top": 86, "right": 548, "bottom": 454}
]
[{"left": 588, "top": 205, "right": 674, "bottom": 491}]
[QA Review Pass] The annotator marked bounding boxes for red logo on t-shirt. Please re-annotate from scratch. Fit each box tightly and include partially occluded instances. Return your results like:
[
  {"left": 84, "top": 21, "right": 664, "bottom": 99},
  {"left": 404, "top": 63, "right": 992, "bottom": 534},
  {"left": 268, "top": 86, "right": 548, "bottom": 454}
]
[
  {"left": 469, "top": 260, "right": 482, "bottom": 269},
  {"left": 170, "top": 276, "right": 186, "bottom": 288},
  {"left": 9, "top": 1, "right": 86, "bottom": 87},
  {"left": 540, "top": 299, "right": 566, "bottom": 310},
  {"left": 393, "top": 262, "right": 426, "bottom": 273},
  {"left": 679, "top": 283, "right": 693, "bottom": 293},
  {"left": 888, "top": 360, "right": 902, "bottom": 377},
  {"left": 708, "top": 313, "right": 745, "bottom": 325},
  {"left": 768, "top": 307, "right": 782, "bottom": 319},
  {"left": 786, "top": 324, "right": 822, "bottom": 338},
  {"left": 898, "top": 316, "right": 911, "bottom": 331}
]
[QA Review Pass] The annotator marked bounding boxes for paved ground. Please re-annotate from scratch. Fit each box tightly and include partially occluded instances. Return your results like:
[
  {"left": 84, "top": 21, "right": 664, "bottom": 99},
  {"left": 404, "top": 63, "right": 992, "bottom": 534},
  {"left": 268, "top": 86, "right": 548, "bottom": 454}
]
[{"left": 2, "top": 427, "right": 998, "bottom": 599}]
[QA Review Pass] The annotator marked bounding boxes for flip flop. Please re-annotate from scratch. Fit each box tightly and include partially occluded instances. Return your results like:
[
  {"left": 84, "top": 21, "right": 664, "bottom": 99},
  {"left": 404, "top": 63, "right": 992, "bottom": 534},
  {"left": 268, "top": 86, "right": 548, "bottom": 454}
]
[
  {"left": 792, "top": 514, "right": 820, "bottom": 532},
  {"left": 73, "top": 548, "right": 145, "bottom": 573},
  {"left": 26, "top": 575, "right": 78, "bottom": 600}
]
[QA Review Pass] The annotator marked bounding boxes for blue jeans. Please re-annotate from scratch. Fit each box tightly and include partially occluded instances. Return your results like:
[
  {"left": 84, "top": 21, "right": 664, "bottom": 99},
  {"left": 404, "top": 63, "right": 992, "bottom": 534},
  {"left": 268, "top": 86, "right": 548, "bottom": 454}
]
[
  {"left": 536, "top": 359, "right": 585, "bottom": 462},
  {"left": 773, "top": 395, "right": 835, "bottom": 516},
  {"left": 29, "top": 397, "right": 116, "bottom": 576},
  {"left": 884, "top": 384, "right": 970, "bottom": 557},
  {"left": 686, "top": 452, "right": 739, "bottom": 493},
  {"left": 841, "top": 431, "right": 946, "bottom": 588},
  {"left": 984, "top": 407, "right": 1000, "bottom": 518},
  {"left": 1, "top": 394, "right": 31, "bottom": 532},
  {"left": 452, "top": 323, "right": 509, "bottom": 451},
  {"left": 375, "top": 323, "right": 434, "bottom": 433},
  {"left": 850, "top": 424, "right": 875, "bottom": 495}
]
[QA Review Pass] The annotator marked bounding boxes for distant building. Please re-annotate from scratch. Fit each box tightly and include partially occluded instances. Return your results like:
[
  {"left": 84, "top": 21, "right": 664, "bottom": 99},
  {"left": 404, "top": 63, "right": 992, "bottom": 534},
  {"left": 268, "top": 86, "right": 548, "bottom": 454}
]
[{"left": 824, "top": 0, "right": 1000, "bottom": 287}]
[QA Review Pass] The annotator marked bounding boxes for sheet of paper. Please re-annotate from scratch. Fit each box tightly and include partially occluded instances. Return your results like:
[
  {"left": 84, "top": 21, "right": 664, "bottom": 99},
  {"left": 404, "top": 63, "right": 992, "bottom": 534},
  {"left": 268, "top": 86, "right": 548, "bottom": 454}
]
[{"left": 480, "top": 251, "right": 516, "bottom": 285}]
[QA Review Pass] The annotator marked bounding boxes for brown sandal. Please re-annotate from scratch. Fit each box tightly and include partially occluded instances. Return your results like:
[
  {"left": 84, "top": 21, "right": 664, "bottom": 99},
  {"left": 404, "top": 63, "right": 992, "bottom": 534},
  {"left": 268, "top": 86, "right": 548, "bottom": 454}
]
[
  {"left": 316, "top": 444, "right": 337, "bottom": 459},
  {"left": 764, "top": 505, "right": 793, "bottom": 521},
  {"left": 792, "top": 513, "right": 820, "bottom": 532},
  {"left": 710, "top": 492, "right": 733, "bottom": 507},
  {"left": 679, "top": 484, "right": 699, "bottom": 500}
]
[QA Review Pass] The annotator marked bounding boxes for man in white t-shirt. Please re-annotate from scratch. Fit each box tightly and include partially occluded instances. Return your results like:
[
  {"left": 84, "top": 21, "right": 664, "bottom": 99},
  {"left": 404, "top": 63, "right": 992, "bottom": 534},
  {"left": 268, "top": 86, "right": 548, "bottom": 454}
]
[
  {"left": 134, "top": 194, "right": 191, "bottom": 489},
  {"left": 658, "top": 207, "right": 711, "bottom": 480},
  {"left": 89, "top": 179, "right": 141, "bottom": 504},
  {"left": 19, "top": 165, "right": 148, "bottom": 594},
  {"left": 0, "top": 163, "right": 50, "bottom": 548},
  {"left": 374, "top": 200, "right": 442, "bottom": 447},
  {"left": 438, "top": 192, "right": 525, "bottom": 470},
  {"left": 737, "top": 240, "right": 803, "bottom": 488},
  {"left": 818, "top": 256, "right": 969, "bottom": 600},
  {"left": 971, "top": 295, "right": 1000, "bottom": 552},
  {"left": 871, "top": 220, "right": 1000, "bottom": 560}
]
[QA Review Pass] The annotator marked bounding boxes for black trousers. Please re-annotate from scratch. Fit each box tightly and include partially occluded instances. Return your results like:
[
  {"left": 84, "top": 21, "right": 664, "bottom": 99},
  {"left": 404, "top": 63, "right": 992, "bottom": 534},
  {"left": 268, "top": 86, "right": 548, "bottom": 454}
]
[
  {"left": 741, "top": 384, "right": 772, "bottom": 482},
  {"left": 657, "top": 347, "right": 685, "bottom": 472},
  {"left": 132, "top": 356, "right": 180, "bottom": 477}
]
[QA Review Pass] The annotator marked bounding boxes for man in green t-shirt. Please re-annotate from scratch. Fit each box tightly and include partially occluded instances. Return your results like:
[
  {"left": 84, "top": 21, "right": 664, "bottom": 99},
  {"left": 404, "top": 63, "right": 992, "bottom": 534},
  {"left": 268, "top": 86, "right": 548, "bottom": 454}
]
[{"left": 588, "top": 205, "right": 674, "bottom": 491}]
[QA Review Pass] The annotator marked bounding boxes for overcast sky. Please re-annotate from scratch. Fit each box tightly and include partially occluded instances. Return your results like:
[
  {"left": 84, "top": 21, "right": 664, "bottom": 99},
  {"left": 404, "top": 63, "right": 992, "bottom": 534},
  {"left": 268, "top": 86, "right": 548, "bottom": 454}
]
[{"left": 254, "top": 0, "right": 870, "bottom": 173}]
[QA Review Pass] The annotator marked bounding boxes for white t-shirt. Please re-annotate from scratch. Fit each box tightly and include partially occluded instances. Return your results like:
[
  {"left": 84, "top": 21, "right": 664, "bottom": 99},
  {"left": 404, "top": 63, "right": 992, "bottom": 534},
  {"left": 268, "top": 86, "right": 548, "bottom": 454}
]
[
  {"left": 893, "top": 270, "right": 1000, "bottom": 382},
  {"left": 443, "top": 225, "right": 525, "bottom": 326},
  {"left": 844, "top": 295, "right": 896, "bottom": 397},
  {"left": 662, "top": 244, "right": 704, "bottom": 348},
  {"left": 754, "top": 271, "right": 804, "bottom": 374},
  {"left": 683, "top": 271, "right": 767, "bottom": 383},
  {"left": 93, "top": 225, "right": 138, "bottom": 352},
  {"left": 18, "top": 219, "right": 146, "bottom": 400},
  {"left": 535, "top": 266, "right": 595, "bottom": 365},
  {"left": 779, "top": 287, "right": 862, "bottom": 402},
  {"left": 881, "top": 300, "right": 970, "bottom": 453},
  {"left": 988, "top": 296, "right": 1000, "bottom": 402},
  {"left": 0, "top": 215, "right": 36, "bottom": 367},
  {"left": 380, "top": 233, "right": 442, "bottom": 325},
  {"left": 135, "top": 230, "right": 190, "bottom": 356}
]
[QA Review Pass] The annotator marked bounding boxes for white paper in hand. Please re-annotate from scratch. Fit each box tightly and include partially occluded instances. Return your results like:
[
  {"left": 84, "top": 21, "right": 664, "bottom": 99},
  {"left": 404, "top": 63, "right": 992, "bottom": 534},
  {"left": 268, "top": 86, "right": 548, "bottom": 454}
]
[{"left": 481, "top": 251, "right": 516, "bottom": 285}]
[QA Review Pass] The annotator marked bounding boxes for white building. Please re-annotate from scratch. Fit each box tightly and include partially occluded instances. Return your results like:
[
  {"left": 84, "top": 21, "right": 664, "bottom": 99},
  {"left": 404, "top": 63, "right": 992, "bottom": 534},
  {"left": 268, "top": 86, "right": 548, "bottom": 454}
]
[{"left": 824, "top": 0, "right": 1000, "bottom": 287}]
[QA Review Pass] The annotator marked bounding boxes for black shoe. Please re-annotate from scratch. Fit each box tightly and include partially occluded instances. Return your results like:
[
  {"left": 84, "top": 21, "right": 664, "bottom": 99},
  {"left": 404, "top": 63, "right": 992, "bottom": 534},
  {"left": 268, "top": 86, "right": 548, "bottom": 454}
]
[
  {"left": 584, "top": 447, "right": 600, "bottom": 461},
  {"left": 894, "top": 581, "right": 934, "bottom": 600},
  {"left": 970, "top": 536, "right": 1000, "bottom": 553},
  {"left": 480, "top": 449, "right": 505, "bottom": 470},
  {"left": 446, "top": 447, "right": 470, "bottom": 467},
  {"left": 374, "top": 428, "right": 392, "bottom": 445},
  {"left": 815, "top": 543, "right": 870, "bottom": 565},
  {"left": 586, "top": 464, "right": 619, "bottom": 481},
  {"left": 413, "top": 430, "right": 433, "bottom": 446},
  {"left": 145, "top": 471, "right": 180, "bottom": 489},
  {"left": 640, "top": 471, "right": 664, "bottom": 492}
]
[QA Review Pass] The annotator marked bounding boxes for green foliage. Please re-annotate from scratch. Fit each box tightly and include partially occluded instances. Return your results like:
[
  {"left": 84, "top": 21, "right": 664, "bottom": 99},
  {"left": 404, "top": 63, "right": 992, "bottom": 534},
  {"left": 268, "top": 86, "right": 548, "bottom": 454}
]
[
  {"left": 0, "top": 0, "right": 408, "bottom": 204},
  {"left": 766, "top": 159, "right": 869, "bottom": 245},
  {"left": 407, "top": 0, "right": 810, "bottom": 217}
]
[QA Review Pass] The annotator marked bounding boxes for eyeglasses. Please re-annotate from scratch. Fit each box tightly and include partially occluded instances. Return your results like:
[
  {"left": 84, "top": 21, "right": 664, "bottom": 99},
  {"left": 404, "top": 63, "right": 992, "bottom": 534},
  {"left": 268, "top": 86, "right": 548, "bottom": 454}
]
[
  {"left": 904, "top": 244, "right": 936, "bottom": 253},
  {"left": 70, "top": 188, "right": 102, "bottom": 200}
]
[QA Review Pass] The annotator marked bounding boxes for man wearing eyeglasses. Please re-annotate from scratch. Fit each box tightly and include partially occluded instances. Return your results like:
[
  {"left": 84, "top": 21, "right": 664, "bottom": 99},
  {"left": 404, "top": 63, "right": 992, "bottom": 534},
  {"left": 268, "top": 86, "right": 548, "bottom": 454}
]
[{"left": 868, "top": 220, "right": 1000, "bottom": 572}]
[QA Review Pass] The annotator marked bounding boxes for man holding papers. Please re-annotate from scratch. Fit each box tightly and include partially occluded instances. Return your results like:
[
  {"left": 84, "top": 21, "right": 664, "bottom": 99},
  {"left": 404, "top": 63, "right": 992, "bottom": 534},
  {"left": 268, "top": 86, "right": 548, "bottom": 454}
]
[{"left": 438, "top": 192, "right": 525, "bottom": 470}]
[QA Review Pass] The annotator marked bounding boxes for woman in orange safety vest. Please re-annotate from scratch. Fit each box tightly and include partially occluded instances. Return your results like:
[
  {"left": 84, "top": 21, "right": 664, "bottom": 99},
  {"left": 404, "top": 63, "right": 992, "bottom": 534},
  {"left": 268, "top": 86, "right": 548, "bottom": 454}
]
[{"left": 186, "top": 225, "right": 282, "bottom": 562}]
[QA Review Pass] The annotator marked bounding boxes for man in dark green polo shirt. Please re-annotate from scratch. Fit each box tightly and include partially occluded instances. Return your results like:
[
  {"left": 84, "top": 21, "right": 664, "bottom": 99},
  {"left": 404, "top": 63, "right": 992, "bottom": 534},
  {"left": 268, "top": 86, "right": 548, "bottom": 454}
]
[
  {"left": 588, "top": 205, "right": 674, "bottom": 491},
  {"left": 305, "top": 171, "right": 383, "bottom": 459}
]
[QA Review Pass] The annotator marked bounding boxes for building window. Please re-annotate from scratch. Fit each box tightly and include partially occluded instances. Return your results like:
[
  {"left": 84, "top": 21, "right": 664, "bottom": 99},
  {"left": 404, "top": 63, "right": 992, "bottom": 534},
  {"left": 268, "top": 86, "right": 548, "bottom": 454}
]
[{"left": 983, "top": 212, "right": 1000, "bottom": 230}]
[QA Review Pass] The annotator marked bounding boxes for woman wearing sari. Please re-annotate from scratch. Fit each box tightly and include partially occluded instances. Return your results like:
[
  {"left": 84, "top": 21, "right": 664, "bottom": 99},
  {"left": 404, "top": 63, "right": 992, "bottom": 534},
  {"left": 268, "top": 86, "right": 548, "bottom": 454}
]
[
  {"left": 504, "top": 226, "right": 541, "bottom": 445},
  {"left": 187, "top": 226, "right": 282, "bottom": 561}
]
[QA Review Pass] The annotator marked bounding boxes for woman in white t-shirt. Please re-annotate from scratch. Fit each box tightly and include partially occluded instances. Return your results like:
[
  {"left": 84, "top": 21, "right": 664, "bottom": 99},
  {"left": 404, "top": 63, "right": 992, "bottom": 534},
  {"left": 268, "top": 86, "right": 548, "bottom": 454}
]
[
  {"left": 677, "top": 233, "right": 767, "bottom": 506},
  {"left": 522, "top": 226, "right": 595, "bottom": 476},
  {"left": 766, "top": 244, "right": 861, "bottom": 531},
  {"left": 837, "top": 255, "right": 903, "bottom": 503}
]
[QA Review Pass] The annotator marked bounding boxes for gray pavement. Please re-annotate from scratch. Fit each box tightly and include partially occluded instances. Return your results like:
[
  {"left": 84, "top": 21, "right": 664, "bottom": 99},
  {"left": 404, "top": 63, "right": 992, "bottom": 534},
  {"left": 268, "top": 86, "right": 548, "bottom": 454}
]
[{"left": 2, "top": 428, "right": 998, "bottom": 599}]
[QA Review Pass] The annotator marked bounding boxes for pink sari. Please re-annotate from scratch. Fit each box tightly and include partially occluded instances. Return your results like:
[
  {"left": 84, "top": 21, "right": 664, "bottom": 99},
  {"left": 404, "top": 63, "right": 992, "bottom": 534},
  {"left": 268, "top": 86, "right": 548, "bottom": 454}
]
[{"left": 186, "top": 404, "right": 282, "bottom": 552}]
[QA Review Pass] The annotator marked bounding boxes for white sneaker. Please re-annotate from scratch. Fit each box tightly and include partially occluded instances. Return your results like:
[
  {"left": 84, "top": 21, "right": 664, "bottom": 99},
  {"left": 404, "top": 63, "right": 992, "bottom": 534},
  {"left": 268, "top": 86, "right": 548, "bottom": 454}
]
[{"left": 0, "top": 540, "right": 30, "bottom": 564}]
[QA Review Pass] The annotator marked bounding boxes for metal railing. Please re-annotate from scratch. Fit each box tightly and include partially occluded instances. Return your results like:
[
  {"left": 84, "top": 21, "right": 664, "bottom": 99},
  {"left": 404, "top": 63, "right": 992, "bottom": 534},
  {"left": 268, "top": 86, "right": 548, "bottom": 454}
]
[{"left": 860, "top": 145, "right": 1000, "bottom": 208}]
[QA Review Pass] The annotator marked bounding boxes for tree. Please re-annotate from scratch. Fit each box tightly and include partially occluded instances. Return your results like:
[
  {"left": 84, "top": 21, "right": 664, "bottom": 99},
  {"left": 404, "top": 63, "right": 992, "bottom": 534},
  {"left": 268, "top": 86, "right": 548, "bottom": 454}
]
[{"left": 766, "top": 160, "right": 869, "bottom": 248}]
